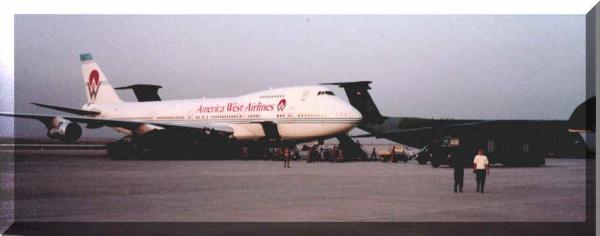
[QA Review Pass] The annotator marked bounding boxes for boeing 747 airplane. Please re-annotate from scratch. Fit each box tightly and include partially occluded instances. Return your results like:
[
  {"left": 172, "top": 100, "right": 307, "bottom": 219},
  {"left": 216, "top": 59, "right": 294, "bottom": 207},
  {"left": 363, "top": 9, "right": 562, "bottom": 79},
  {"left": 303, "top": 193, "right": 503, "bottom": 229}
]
[{"left": 1, "top": 53, "right": 362, "bottom": 159}]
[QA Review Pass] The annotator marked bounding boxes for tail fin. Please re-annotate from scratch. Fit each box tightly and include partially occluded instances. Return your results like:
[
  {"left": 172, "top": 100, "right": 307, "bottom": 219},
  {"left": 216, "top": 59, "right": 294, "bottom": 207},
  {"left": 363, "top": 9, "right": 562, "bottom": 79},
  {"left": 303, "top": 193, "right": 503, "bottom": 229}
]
[
  {"left": 80, "top": 53, "right": 122, "bottom": 104},
  {"left": 568, "top": 96, "right": 595, "bottom": 133},
  {"left": 321, "top": 81, "right": 386, "bottom": 124}
]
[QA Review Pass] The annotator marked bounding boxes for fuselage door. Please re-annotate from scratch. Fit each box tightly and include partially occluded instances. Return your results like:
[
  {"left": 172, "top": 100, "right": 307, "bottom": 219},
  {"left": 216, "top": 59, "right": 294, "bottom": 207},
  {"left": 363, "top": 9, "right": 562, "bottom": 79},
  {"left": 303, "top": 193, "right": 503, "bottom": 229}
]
[{"left": 301, "top": 90, "right": 309, "bottom": 102}]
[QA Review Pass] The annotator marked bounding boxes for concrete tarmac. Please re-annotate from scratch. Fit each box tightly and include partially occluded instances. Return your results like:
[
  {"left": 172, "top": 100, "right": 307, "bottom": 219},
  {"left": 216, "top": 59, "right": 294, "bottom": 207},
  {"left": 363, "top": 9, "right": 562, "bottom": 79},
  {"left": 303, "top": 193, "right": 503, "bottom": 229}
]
[
  {"left": 0, "top": 149, "right": 13, "bottom": 233},
  {"left": 3, "top": 149, "right": 588, "bottom": 222}
]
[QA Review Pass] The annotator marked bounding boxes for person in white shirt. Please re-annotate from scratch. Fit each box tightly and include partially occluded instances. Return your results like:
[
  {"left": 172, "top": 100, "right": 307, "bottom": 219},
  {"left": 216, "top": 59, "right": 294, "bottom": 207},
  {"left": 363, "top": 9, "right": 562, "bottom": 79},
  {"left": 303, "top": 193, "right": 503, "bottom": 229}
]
[{"left": 473, "top": 149, "right": 490, "bottom": 193}]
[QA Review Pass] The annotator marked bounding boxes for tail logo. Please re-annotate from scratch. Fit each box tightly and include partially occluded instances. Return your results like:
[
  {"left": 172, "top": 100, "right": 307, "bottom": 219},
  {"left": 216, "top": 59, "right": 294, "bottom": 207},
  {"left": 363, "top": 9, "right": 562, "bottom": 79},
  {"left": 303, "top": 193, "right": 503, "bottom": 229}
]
[
  {"left": 277, "top": 99, "right": 287, "bottom": 111},
  {"left": 87, "top": 70, "right": 101, "bottom": 101}
]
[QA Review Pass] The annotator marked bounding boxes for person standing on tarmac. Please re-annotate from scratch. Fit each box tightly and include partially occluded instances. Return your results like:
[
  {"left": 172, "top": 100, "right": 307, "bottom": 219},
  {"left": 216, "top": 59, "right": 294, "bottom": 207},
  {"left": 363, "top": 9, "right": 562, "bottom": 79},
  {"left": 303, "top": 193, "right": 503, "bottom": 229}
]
[
  {"left": 320, "top": 147, "right": 324, "bottom": 161},
  {"left": 308, "top": 145, "right": 318, "bottom": 163},
  {"left": 452, "top": 152, "right": 463, "bottom": 193},
  {"left": 283, "top": 147, "right": 291, "bottom": 168},
  {"left": 332, "top": 146, "right": 338, "bottom": 163},
  {"left": 473, "top": 149, "right": 490, "bottom": 193},
  {"left": 241, "top": 146, "right": 248, "bottom": 161},
  {"left": 371, "top": 147, "right": 377, "bottom": 161},
  {"left": 307, "top": 145, "right": 313, "bottom": 163},
  {"left": 391, "top": 146, "right": 397, "bottom": 163}
]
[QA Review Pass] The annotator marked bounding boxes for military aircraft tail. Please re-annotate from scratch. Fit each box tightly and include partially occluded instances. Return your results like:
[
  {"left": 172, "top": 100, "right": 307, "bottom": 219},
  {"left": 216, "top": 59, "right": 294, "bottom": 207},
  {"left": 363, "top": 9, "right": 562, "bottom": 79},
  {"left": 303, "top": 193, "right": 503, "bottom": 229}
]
[
  {"left": 567, "top": 96, "right": 595, "bottom": 133},
  {"left": 321, "top": 81, "right": 386, "bottom": 124}
]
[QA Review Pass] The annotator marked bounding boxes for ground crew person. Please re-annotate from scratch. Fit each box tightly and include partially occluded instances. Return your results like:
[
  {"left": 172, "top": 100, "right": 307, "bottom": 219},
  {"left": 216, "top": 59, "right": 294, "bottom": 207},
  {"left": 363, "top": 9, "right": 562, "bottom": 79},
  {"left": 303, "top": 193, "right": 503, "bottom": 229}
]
[
  {"left": 370, "top": 147, "right": 377, "bottom": 161},
  {"left": 473, "top": 149, "right": 490, "bottom": 193},
  {"left": 283, "top": 147, "right": 291, "bottom": 168},
  {"left": 332, "top": 146, "right": 338, "bottom": 162},
  {"left": 308, "top": 145, "right": 317, "bottom": 163},
  {"left": 241, "top": 146, "right": 248, "bottom": 161},
  {"left": 319, "top": 147, "right": 324, "bottom": 161},
  {"left": 391, "top": 146, "right": 397, "bottom": 163},
  {"left": 452, "top": 153, "right": 463, "bottom": 193}
]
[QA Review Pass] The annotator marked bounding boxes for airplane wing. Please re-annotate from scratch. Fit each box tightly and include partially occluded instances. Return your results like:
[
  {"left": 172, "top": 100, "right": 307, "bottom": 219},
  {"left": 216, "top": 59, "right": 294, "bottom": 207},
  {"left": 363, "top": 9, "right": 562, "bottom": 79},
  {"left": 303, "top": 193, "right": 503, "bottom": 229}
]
[
  {"left": 353, "top": 121, "right": 495, "bottom": 138},
  {"left": 31, "top": 102, "right": 101, "bottom": 116},
  {"left": 353, "top": 119, "right": 569, "bottom": 148},
  {"left": 0, "top": 112, "right": 234, "bottom": 136}
]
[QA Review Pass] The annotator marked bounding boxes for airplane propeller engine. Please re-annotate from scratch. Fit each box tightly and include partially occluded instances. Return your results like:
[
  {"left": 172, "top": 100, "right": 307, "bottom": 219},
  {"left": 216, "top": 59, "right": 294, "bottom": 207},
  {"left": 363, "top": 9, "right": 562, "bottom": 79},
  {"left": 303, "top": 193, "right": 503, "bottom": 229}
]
[{"left": 46, "top": 117, "right": 82, "bottom": 142}]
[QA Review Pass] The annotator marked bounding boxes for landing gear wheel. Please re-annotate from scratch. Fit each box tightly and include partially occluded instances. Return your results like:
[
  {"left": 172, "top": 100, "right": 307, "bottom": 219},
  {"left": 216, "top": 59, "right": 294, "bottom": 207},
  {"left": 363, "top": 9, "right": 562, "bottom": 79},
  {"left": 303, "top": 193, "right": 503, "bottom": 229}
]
[
  {"left": 431, "top": 159, "right": 440, "bottom": 168},
  {"left": 107, "top": 138, "right": 137, "bottom": 160}
]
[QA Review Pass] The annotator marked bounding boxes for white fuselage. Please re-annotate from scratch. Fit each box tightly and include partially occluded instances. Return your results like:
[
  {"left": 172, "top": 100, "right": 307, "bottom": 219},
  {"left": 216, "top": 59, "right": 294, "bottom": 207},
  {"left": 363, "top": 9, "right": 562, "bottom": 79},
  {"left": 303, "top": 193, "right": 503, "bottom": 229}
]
[{"left": 82, "top": 86, "right": 362, "bottom": 141}]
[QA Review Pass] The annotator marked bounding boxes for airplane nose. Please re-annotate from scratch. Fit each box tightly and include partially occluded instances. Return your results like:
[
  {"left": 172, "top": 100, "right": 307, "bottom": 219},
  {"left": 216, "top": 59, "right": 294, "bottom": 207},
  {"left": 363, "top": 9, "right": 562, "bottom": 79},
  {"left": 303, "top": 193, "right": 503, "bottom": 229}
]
[{"left": 348, "top": 104, "right": 362, "bottom": 122}]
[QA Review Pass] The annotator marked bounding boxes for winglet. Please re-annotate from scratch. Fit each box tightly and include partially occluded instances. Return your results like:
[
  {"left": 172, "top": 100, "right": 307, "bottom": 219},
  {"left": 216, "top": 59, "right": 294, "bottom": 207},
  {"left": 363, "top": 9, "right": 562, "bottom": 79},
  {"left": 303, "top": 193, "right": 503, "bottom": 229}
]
[{"left": 80, "top": 53, "right": 93, "bottom": 62}]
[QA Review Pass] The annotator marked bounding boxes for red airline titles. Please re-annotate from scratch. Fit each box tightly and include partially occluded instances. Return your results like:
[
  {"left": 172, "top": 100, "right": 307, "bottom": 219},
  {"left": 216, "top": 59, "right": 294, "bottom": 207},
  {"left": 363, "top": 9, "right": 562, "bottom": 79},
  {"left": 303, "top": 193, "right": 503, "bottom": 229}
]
[{"left": 196, "top": 101, "right": 276, "bottom": 113}]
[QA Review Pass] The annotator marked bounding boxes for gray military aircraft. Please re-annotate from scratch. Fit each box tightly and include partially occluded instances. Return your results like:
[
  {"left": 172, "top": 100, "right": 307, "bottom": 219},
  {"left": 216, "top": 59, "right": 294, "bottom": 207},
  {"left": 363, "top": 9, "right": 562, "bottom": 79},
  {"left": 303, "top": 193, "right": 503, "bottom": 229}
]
[{"left": 323, "top": 81, "right": 587, "bottom": 167}]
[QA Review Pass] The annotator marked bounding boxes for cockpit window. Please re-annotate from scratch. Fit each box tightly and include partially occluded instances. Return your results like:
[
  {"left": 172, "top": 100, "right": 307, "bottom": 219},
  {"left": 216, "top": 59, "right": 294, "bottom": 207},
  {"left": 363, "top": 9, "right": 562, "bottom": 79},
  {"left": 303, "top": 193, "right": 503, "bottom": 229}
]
[{"left": 317, "top": 91, "right": 335, "bottom": 96}]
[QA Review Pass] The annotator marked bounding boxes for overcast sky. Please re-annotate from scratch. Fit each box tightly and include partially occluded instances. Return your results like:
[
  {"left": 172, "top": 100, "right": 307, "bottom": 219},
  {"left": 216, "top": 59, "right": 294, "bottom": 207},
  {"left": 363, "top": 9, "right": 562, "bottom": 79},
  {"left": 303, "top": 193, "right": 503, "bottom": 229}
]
[{"left": 4, "top": 15, "right": 586, "bottom": 138}]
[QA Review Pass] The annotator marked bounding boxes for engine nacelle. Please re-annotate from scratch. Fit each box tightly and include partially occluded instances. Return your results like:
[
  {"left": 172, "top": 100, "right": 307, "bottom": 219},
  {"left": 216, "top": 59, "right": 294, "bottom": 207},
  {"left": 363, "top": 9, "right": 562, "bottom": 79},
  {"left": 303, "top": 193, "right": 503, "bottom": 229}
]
[{"left": 47, "top": 118, "right": 82, "bottom": 142}]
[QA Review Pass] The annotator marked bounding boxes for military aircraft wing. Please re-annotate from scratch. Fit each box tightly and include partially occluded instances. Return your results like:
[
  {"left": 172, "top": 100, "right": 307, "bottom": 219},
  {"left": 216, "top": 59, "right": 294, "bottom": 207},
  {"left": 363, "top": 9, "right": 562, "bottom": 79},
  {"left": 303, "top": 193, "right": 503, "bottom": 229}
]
[
  {"left": 352, "top": 119, "right": 568, "bottom": 149},
  {"left": 352, "top": 121, "right": 493, "bottom": 138}
]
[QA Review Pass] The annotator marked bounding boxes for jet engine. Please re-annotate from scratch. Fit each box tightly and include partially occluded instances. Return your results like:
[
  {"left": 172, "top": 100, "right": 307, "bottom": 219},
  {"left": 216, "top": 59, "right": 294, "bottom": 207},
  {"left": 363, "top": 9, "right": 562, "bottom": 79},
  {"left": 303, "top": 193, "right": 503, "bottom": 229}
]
[{"left": 46, "top": 117, "right": 82, "bottom": 142}]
